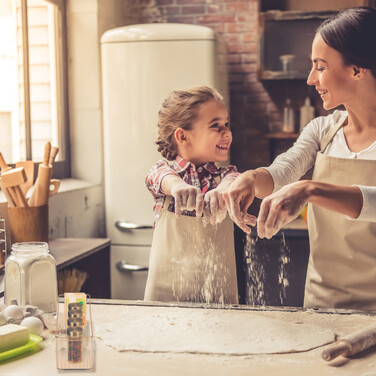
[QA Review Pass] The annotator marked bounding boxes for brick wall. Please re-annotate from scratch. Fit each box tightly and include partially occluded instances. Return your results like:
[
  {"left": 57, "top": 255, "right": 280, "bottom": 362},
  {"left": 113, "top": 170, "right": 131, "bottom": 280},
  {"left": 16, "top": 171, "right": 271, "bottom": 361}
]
[{"left": 126, "top": 0, "right": 303, "bottom": 171}]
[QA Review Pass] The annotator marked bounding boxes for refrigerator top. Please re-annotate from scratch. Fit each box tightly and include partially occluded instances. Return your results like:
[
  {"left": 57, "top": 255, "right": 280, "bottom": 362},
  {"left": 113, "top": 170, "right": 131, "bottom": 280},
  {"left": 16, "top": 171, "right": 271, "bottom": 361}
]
[{"left": 101, "top": 23, "right": 215, "bottom": 44}]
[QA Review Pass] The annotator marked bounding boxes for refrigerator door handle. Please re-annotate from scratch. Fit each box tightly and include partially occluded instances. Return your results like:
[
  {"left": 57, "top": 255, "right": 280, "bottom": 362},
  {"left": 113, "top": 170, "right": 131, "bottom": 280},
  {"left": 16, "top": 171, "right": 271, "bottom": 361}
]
[
  {"left": 115, "top": 220, "right": 153, "bottom": 231},
  {"left": 116, "top": 261, "right": 148, "bottom": 273}
]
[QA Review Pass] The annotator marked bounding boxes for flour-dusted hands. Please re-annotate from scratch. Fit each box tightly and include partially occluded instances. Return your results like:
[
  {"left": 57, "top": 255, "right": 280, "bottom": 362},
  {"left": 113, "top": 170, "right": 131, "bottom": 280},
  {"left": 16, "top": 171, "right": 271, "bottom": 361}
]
[
  {"left": 170, "top": 181, "right": 204, "bottom": 217},
  {"left": 222, "top": 171, "right": 258, "bottom": 233},
  {"left": 202, "top": 188, "right": 227, "bottom": 225},
  {"left": 257, "top": 180, "right": 309, "bottom": 239}
]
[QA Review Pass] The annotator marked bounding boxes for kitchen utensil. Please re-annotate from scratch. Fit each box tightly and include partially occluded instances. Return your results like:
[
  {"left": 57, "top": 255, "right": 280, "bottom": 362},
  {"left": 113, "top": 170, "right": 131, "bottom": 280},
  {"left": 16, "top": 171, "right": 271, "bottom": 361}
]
[
  {"left": 16, "top": 161, "right": 34, "bottom": 197},
  {"left": 29, "top": 142, "right": 53, "bottom": 207},
  {"left": 49, "top": 146, "right": 59, "bottom": 166},
  {"left": 321, "top": 323, "right": 376, "bottom": 361},
  {"left": 7, "top": 204, "right": 48, "bottom": 243},
  {"left": 30, "top": 165, "right": 52, "bottom": 206},
  {"left": 0, "top": 152, "right": 18, "bottom": 205},
  {"left": 0, "top": 152, "right": 12, "bottom": 173},
  {"left": 44, "top": 141, "right": 51, "bottom": 166},
  {"left": 1, "top": 167, "right": 28, "bottom": 207},
  {"left": 0, "top": 177, "right": 15, "bottom": 207},
  {"left": 49, "top": 179, "right": 61, "bottom": 197}
]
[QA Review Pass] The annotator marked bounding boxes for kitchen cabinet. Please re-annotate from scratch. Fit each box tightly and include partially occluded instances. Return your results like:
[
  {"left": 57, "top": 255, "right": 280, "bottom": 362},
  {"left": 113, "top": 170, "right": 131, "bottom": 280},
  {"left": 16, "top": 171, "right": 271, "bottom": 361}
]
[{"left": 49, "top": 238, "right": 111, "bottom": 299}]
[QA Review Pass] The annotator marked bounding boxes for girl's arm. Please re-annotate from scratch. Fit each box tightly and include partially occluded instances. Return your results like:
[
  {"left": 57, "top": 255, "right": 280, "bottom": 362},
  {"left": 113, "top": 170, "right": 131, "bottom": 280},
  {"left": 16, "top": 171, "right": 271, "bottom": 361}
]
[
  {"left": 145, "top": 160, "right": 179, "bottom": 197},
  {"left": 146, "top": 160, "right": 204, "bottom": 217},
  {"left": 160, "top": 174, "right": 204, "bottom": 217}
]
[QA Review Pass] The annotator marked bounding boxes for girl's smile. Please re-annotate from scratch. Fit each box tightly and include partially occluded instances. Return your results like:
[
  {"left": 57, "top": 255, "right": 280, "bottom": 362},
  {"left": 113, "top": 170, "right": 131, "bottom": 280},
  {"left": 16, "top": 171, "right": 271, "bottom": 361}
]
[{"left": 177, "top": 99, "right": 232, "bottom": 166}]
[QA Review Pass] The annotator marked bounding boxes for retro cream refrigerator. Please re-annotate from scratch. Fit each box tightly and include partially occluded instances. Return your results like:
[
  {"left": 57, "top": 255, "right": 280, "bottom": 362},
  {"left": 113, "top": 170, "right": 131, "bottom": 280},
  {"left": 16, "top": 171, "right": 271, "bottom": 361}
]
[{"left": 101, "top": 23, "right": 228, "bottom": 299}]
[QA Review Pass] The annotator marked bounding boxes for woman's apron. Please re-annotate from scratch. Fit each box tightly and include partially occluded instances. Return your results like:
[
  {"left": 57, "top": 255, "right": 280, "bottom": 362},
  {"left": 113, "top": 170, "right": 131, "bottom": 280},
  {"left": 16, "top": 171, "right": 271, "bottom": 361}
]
[
  {"left": 144, "top": 197, "right": 239, "bottom": 304},
  {"left": 304, "top": 121, "right": 376, "bottom": 310}
]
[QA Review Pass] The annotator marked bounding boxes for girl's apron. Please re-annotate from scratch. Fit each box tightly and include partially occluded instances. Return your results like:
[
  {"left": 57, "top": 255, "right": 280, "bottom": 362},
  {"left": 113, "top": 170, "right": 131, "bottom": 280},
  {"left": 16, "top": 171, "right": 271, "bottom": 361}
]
[
  {"left": 144, "top": 197, "right": 239, "bottom": 304},
  {"left": 304, "top": 121, "right": 376, "bottom": 310}
]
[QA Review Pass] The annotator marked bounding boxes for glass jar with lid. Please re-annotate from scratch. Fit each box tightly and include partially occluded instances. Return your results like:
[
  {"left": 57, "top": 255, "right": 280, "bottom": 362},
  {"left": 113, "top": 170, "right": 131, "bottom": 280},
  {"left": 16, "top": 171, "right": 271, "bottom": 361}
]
[{"left": 4, "top": 242, "right": 58, "bottom": 313}]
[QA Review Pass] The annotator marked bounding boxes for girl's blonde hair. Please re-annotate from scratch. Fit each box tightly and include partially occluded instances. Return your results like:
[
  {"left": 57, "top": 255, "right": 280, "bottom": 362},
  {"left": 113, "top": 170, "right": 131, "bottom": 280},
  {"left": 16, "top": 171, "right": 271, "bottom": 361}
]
[{"left": 156, "top": 86, "right": 224, "bottom": 160}]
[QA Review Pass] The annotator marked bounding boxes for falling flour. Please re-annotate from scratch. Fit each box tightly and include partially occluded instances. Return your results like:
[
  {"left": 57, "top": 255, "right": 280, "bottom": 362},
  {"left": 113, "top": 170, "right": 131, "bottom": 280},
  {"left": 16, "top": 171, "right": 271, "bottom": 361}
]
[
  {"left": 244, "top": 231, "right": 291, "bottom": 306},
  {"left": 168, "top": 215, "right": 238, "bottom": 305}
]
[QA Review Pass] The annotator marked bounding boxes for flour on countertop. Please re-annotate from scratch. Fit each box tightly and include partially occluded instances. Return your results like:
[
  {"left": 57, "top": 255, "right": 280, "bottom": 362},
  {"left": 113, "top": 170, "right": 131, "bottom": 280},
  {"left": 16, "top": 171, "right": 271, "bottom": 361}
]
[{"left": 95, "top": 305, "right": 335, "bottom": 355}]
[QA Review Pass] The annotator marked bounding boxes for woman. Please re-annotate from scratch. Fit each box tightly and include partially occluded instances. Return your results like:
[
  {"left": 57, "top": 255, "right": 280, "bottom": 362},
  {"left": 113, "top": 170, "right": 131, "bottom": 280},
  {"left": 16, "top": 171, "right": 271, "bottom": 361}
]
[{"left": 223, "top": 7, "right": 376, "bottom": 310}]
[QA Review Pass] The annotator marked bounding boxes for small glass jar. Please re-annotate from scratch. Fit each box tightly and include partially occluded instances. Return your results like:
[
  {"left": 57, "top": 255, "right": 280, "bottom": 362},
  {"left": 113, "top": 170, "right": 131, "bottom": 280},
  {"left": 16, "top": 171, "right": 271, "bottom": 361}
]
[{"left": 4, "top": 242, "right": 57, "bottom": 312}]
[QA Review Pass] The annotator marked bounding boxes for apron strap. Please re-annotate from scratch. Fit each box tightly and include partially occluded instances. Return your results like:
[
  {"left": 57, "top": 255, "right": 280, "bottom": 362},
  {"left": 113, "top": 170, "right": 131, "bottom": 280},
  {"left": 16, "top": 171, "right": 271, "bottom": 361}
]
[{"left": 319, "top": 117, "right": 346, "bottom": 152}]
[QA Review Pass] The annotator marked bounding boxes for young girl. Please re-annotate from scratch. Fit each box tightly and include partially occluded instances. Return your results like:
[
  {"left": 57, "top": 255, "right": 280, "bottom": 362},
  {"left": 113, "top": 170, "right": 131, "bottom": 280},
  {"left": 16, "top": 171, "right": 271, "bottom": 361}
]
[{"left": 144, "top": 86, "right": 255, "bottom": 304}]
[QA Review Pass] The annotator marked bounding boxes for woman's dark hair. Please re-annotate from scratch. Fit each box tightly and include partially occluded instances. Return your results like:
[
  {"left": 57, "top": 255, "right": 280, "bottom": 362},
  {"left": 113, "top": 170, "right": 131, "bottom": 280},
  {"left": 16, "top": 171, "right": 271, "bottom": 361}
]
[{"left": 317, "top": 7, "right": 376, "bottom": 78}]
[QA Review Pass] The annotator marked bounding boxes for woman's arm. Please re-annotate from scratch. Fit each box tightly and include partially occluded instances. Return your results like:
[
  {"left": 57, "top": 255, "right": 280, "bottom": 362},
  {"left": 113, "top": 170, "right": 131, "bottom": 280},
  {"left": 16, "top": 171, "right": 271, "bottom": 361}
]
[
  {"left": 222, "top": 168, "right": 274, "bottom": 233},
  {"left": 257, "top": 180, "right": 363, "bottom": 239}
]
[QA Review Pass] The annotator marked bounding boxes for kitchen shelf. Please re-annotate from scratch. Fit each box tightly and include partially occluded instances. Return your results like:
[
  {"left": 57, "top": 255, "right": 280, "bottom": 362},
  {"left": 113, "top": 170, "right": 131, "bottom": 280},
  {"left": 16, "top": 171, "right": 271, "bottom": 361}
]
[
  {"left": 258, "top": 10, "right": 334, "bottom": 80},
  {"left": 259, "top": 70, "right": 309, "bottom": 80},
  {"left": 265, "top": 132, "right": 299, "bottom": 139},
  {"left": 264, "top": 132, "right": 299, "bottom": 162}
]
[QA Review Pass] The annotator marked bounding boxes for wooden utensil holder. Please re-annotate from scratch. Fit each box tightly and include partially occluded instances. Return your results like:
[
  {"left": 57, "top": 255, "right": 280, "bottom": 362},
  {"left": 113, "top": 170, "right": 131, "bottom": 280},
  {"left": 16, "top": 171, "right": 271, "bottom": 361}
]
[{"left": 7, "top": 204, "right": 49, "bottom": 244}]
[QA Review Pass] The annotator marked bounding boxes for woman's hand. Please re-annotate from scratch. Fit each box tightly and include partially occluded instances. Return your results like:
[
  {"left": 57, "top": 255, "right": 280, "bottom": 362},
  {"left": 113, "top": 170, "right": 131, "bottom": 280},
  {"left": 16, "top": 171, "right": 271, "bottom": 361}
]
[
  {"left": 222, "top": 170, "right": 258, "bottom": 233},
  {"left": 170, "top": 181, "right": 204, "bottom": 217},
  {"left": 257, "top": 180, "right": 309, "bottom": 239}
]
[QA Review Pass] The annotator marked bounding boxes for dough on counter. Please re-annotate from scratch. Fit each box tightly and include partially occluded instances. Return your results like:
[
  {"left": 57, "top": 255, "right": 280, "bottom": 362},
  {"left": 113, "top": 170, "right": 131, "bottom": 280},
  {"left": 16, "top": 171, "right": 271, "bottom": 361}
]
[{"left": 95, "top": 306, "right": 335, "bottom": 355}]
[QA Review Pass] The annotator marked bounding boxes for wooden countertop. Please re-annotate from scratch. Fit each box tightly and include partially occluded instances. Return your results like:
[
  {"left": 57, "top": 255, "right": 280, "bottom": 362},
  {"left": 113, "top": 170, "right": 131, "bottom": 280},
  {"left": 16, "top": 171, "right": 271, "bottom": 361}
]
[
  {"left": 0, "top": 299, "right": 376, "bottom": 375},
  {"left": 49, "top": 237, "right": 110, "bottom": 270}
]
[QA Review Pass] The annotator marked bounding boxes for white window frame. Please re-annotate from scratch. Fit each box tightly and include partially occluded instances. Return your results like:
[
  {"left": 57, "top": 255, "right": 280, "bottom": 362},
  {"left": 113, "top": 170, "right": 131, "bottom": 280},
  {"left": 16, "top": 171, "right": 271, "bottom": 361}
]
[{"left": 19, "top": 0, "right": 69, "bottom": 178}]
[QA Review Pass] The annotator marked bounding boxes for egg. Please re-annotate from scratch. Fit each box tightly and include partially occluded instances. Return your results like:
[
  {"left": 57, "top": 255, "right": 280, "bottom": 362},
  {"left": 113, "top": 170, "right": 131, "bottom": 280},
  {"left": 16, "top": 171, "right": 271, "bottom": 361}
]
[
  {"left": 41, "top": 313, "right": 57, "bottom": 331},
  {"left": 4, "top": 305, "right": 23, "bottom": 320},
  {"left": 20, "top": 317, "right": 44, "bottom": 336},
  {"left": 0, "top": 313, "right": 6, "bottom": 326}
]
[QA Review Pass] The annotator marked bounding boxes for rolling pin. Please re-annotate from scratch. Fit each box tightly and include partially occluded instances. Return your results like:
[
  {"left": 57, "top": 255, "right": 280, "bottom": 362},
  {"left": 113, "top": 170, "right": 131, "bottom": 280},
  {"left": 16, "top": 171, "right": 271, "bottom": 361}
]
[
  {"left": 322, "top": 323, "right": 376, "bottom": 361},
  {"left": 29, "top": 142, "right": 51, "bottom": 207}
]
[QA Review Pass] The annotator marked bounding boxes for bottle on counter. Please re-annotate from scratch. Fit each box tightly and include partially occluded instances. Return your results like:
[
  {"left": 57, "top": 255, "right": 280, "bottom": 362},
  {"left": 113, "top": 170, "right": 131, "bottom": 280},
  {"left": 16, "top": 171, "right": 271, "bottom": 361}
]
[
  {"left": 299, "top": 97, "right": 315, "bottom": 132},
  {"left": 4, "top": 242, "right": 58, "bottom": 313},
  {"left": 282, "top": 98, "right": 295, "bottom": 133}
]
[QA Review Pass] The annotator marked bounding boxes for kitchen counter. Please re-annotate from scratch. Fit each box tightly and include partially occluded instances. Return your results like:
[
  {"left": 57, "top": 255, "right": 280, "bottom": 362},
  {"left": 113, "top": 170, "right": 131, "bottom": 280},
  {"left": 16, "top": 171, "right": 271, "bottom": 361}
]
[
  {"left": 1, "top": 299, "right": 376, "bottom": 375},
  {"left": 0, "top": 238, "right": 111, "bottom": 299}
]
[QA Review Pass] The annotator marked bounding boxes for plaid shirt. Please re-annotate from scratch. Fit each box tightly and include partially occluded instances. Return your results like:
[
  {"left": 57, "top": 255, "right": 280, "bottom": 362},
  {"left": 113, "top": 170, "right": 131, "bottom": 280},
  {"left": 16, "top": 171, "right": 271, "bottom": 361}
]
[{"left": 146, "top": 155, "right": 239, "bottom": 224}]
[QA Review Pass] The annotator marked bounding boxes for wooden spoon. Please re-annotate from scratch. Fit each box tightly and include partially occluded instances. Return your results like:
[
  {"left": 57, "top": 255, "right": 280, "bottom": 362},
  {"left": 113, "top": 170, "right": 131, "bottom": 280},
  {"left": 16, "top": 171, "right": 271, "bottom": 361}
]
[{"left": 16, "top": 161, "right": 34, "bottom": 197}]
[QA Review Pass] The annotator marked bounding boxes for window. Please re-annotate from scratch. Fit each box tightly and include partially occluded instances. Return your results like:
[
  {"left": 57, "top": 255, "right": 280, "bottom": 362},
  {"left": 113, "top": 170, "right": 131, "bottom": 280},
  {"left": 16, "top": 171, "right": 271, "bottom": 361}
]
[{"left": 0, "top": 0, "right": 69, "bottom": 177}]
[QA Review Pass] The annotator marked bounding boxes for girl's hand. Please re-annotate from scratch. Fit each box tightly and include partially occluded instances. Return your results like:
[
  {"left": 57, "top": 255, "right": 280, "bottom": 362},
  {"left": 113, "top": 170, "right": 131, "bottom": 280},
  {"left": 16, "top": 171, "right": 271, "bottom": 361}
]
[
  {"left": 170, "top": 182, "right": 204, "bottom": 217},
  {"left": 222, "top": 171, "right": 257, "bottom": 233},
  {"left": 202, "top": 188, "right": 227, "bottom": 225},
  {"left": 257, "top": 181, "right": 309, "bottom": 239}
]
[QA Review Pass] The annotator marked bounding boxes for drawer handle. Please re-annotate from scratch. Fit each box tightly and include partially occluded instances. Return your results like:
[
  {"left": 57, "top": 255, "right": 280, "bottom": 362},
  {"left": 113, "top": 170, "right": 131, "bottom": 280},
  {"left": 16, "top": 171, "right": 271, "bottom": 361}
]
[
  {"left": 116, "top": 261, "right": 148, "bottom": 272},
  {"left": 115, "top": 220, "right": 152, "bottom": 231}
]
